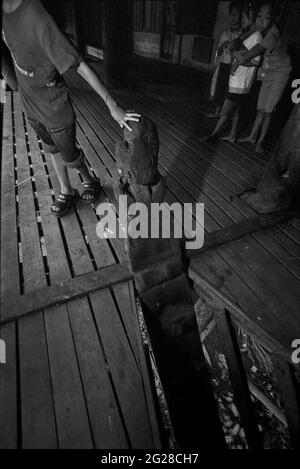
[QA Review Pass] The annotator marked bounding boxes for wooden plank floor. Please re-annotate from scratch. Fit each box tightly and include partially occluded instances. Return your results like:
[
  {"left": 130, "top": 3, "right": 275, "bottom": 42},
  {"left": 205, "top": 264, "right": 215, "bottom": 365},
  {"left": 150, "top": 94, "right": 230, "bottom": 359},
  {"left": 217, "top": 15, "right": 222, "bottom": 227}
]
[
  {"left": 0, "top": 90, "right": 161, "bottom": 448},
  {"left": 0, "top": 282, "right": 161, "bottom": 449},
  {"left": 190, "top": 221, "right": 300, "bottom": 350},
  {"left": 0, "top": 91, "right": 127, "bottom": 304}
]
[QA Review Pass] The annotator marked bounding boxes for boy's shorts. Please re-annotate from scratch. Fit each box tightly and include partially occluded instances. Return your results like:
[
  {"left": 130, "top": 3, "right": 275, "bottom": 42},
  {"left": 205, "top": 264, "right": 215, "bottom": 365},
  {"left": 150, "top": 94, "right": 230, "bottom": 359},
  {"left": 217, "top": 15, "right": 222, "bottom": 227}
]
[
  {"left": 28, "top": 118, "right": 82, "bottom": 168},
  {"left": 221, "top": 93, "right": 247, "bottom": 116},
  {"left": 257, "top": 77, "right": 289, "bottom": 113}
]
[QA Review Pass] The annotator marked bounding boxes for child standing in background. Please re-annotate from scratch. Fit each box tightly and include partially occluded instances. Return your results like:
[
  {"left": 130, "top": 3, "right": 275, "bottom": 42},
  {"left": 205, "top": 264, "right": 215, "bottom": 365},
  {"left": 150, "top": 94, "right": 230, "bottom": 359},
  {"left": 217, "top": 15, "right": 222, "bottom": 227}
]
[
  {"left": 207, "top": 1, "right": 243, "bottom": 119},
  {"left": 202, "top": 3, "right": 262, "bottom": 143},
  {"left": 237, "top": 1, "right": 292, "bottom": 153}
]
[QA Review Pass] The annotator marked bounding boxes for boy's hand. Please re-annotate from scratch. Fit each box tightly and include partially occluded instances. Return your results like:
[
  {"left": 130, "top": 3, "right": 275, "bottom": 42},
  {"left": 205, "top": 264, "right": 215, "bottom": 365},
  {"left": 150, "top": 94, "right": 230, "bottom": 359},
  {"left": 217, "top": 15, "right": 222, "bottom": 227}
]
[
  {"left": 234, "top": 51, "right": 246, "bottom": 64},
  {"left": 108, "top": 99, "right": 140, "bottom": 131}
]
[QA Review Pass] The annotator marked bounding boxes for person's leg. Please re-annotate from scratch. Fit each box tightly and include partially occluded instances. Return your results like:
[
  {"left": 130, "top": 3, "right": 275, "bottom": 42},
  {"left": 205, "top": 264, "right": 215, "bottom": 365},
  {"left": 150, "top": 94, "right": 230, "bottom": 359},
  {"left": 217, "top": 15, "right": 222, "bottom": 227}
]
[
  {"left": 221, "top": 107, "right": 240, "bottom": 143},
  {"left": 255, "top": 77, "right": 290, "bottom": 153},
  {"left": 211, "top": 115, "right": 228, "bottom": 137},
  {"left": 206, "top": 64, "right": 230, "bottom": 119},
  {"left": 239, "top": 81, "right": 269, "bottom": 143},
  {"left": 202, "top": 99, "right": 236, "bottom": 141},
  {"left": 255, "top": 112, "right": 272, "bottom": 153},
  {"left": 27, "top": 119, "right": 80, "bottom": 217},
  {"left": 76, "top": 157, "right": 93, "bottom": 184},
  {"left": 51, "top": 152, "right": 74, "bottom": 195},
  {"left": 207, "top": 66, "right": 221, "bottom": 118},
  {"left": 238, "top": 109, "right": 264, "bottom": 143},
  {"left": 50, "top": 123, "right": 100, "bottom": 203},
  {"left": 206, "top": 106, "right": 221, "bottom": 119}
]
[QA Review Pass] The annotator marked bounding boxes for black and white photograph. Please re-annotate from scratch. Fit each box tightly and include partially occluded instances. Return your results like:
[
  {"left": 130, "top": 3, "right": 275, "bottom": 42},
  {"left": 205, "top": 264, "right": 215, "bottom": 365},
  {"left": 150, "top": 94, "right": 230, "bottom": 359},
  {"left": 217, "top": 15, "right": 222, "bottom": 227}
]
[{"left": 0, "top": 0, "right": 300, "bottom": 453}]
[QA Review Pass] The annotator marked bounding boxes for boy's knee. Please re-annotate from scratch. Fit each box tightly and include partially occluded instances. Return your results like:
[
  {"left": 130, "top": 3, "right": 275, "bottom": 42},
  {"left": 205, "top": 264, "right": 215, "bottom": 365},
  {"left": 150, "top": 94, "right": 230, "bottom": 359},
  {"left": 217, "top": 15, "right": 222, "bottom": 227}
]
[
  {"left": 52, "top": 148, "right": 86, "bottom": 169},
  {"left": 64, "top": 151, "right": 85, "bottom": 169}
]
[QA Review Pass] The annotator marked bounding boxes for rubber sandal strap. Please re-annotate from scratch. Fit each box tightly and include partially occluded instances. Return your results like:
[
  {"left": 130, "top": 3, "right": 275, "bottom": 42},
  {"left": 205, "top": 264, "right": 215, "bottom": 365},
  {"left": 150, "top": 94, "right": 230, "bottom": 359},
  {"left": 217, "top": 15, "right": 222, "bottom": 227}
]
[
  {"left": 81, "top": 178, "right": 101, "bottom": 202},
  {"left": 51, "top": 190, "right": 78, "bottom": 216}
]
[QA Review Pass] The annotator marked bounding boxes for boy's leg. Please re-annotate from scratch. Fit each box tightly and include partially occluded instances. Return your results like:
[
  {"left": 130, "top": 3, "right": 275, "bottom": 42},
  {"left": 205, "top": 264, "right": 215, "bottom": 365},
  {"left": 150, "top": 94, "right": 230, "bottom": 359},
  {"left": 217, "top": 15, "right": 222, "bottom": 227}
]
[
  {"left": 255, "top": 112, "right": 272, "bottom": 153},
  {"left": 51, "top": 152, "right": 74, "bottom": 195},
  {"left": 238, "top": 81, "right": 269, "bottom": 143},
  {"left": 206, "top": 106, "right": 221, "bottom": 119},
  {"left": 221, "top": 107, "right": 239, "bottom": 143},
  {"left": 50, "top": 123, "right": 100, "bottom": 203},
  {"left": 52, "top": 150, "right": 94, "bottom": 190},
  {"left": 211, "top": 115, "right": 228, "bottom": 137},
  {"left": 230, "top": 108, "right": 240, "bottom": 141},
  {"left": 206, "top": 66, "right": 221, "bottom": 118},
  {"left": 202, "top": 99, "right": 235, "bottom": 141},
  {"left": 254, "top": 78, "right": 289, "bottom": 153},
  {"left": 238, "top": 109, "right": 264, "bottom": 143}
]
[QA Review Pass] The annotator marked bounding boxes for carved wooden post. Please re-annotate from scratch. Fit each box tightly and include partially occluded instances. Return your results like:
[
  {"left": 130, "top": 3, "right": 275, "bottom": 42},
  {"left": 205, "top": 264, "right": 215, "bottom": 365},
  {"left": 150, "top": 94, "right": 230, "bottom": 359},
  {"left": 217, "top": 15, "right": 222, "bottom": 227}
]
[{"left": 113, "top": 117, "right": 225, "bottom": 448}]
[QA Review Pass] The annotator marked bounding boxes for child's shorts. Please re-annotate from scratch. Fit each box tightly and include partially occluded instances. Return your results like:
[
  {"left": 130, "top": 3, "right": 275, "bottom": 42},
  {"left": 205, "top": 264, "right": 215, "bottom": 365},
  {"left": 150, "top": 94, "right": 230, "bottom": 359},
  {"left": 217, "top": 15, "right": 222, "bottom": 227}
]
[
  {"left": 212, "top": 63, "right": 231, "bottom": 107},
  {"left": 28, "top": 118, "right": 82, "bottom": 168},
  {"left": 221, "top": 93, "right": 247, "bottom": 116},
  {"left": 257, "top": 76, "right": 289, "bottom": 113}
]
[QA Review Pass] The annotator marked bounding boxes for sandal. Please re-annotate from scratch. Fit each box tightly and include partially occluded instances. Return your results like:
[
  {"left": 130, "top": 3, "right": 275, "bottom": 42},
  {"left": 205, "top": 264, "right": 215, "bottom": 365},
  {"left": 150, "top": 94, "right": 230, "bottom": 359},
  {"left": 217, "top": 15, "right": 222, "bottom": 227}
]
[
  {"left": 51, "top": 189, "right": 79, "bottom": 218},
  {"left": 81, "top": 177, "right": 101, "bottom": 203}
]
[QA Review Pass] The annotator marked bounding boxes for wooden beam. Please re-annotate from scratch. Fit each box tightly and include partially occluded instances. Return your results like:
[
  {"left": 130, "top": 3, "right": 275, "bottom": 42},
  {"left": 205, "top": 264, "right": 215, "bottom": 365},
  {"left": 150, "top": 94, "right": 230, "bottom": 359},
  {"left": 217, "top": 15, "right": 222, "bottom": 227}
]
[
  {"left": 189, "top": 267, "right": 291, "bottom": 361},
  {"left": 273, "top": 353, "right": 300, "bottom": 448},
  {"left": 0, "top": 262, "right": 132, "bottom": 325},
  {"left": 215, "top": 309, "right": 263, "bottom": 449},
  {"left": 186, "top": 210, "right": 297, "bottom": 258}
]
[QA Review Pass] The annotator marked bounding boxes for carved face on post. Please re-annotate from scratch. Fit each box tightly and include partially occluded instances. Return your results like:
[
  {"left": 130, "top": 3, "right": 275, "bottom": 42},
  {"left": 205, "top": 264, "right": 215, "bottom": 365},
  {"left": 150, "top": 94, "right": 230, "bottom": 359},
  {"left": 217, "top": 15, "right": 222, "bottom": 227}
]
[{"left": 115, "top": 117, "right": 159, "bottom": 186}]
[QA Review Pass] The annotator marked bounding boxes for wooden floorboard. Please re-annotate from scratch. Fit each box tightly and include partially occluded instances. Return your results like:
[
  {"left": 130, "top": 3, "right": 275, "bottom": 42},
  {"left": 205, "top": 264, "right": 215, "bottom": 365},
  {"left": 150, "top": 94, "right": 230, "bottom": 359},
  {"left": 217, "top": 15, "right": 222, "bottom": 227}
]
[
  {"left": 25, "top": 117, "right": 71, "bottom": 284},
  {"left": 67, "top": 296, "right": 129, "bottom": 449},
  {"left": 90, "top": 288, "right": 155, "bottom": 448},
  {"left": 0, "top": 92, "right": 19, "bottom": 304},
  {"left": 18, "top": 312, "right": 58, "bottom": 449},
  {"left": 0, "top": 322, "right": 18, "bottom": 449},
  {"left": 44, "top": 302, "right": 94, "bottom": 449},
  {"left": 14, "top": 94, "right": 47, "bottom": 294}
]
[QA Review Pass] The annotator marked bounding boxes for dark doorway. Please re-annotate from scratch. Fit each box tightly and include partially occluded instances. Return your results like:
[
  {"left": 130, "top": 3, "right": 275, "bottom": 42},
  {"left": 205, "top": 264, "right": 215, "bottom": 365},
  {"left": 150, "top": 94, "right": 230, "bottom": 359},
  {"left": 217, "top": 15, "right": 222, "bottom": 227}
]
[{"left": 160, "top": 0, "right": 177, "bottom": 61}]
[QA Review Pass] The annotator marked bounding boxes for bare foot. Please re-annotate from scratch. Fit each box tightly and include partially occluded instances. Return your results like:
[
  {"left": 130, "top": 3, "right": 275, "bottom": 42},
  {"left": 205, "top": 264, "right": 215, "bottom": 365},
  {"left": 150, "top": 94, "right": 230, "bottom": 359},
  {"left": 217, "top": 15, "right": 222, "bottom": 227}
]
[
  {"left": 199, "top": 134, "right": 219, "bottom": 143},
  {"left": 255, "top": 142, "right": 265, "bottom": 154},
  {"left": 238, "top": 135, "right": 256, "bottom": 144},
  {"left": 220, "top": 135, "right": 236, "bottom": 143}
]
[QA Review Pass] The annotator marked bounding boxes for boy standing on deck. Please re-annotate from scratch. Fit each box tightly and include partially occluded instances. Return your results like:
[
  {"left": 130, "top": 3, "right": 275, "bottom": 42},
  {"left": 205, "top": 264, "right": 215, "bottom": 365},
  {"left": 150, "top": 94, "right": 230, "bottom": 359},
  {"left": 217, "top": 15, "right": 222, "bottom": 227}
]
[
  {"left": 236, "top": 1, "right": 292, "bottom": 153},
  {"left": 207, "top": 1, "right": 243, "bottom": 119},
  {"left": 201, "top": 3, "right": 263, "bottom": 143},
  {"left": 2, "top": 0, "right": 140, "bottom": 217}
]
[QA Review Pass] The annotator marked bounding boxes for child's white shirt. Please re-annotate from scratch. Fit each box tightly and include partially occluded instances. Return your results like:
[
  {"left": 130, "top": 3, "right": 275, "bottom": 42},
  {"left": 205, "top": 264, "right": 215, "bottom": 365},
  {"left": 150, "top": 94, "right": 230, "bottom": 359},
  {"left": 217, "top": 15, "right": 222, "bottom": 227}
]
[{"left": 229, "top": 31, "right": 263, "bottom": 94}]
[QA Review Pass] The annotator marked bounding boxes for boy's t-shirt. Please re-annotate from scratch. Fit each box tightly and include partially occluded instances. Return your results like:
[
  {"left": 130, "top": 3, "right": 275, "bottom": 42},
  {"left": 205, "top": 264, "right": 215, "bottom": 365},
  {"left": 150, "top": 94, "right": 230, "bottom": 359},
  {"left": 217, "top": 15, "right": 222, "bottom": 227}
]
[
  {"left": 258, "top": 24, "right": 292, "bottom": 81},
  {"left": 229, "top": 31, "right": 262, "bottom": 94},
  {"left": 2, "top": 0, "right": 84, "bottom": 128},
  {"left": 216, "top": 27, "right": 243, "bottom": 65}
]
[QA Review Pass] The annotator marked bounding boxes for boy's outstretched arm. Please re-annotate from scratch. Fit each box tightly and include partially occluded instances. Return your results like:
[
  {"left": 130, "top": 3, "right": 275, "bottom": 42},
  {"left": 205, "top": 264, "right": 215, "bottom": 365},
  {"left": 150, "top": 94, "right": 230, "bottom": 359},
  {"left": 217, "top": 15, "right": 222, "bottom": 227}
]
[
  {"left": 77, "top": 61, "right": 140, "bottom": 131},
  {"left": 235, "top": 44, "right": 266, "bottom": 64}
]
